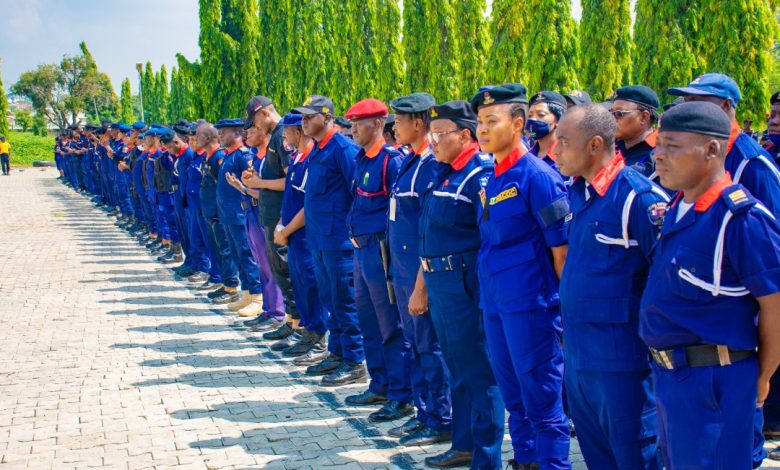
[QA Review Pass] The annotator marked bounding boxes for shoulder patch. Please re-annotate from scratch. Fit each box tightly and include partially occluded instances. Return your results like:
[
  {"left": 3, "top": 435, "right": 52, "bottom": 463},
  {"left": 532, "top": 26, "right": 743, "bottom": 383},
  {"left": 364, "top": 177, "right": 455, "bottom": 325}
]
[
  {"left": 647, "top": 201, "right": 668, "bottom": 227},
  {"left": 721, "top": 185, "right": 757, "bottom": 214}
]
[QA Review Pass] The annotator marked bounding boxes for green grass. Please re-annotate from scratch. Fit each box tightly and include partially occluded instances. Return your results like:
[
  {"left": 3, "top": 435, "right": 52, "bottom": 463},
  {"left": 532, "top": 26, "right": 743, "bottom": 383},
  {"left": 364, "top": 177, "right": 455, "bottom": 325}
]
[{"left": 5, "top": 130, "right": 55, "bottom": 167}]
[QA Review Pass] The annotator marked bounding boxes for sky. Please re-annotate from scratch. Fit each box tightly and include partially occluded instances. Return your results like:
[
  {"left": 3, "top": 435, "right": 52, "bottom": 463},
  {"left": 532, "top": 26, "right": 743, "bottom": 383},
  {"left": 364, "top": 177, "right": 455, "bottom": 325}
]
[{"left": 0, "top": 0, "right": 584, "bottom": 95}]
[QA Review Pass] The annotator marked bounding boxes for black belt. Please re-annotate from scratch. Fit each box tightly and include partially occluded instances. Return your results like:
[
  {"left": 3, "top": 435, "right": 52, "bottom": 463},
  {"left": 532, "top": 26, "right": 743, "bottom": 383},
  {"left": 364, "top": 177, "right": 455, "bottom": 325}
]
[
  {"left": 420, "top": 251, "right": 478, "bottom": 273},
  {"left": 350, "top": 232, "right": 385, "bottom": 249},
  {"left": 650, "top": 344, "right": 755, "bottom": 370},
  {"left": 241, "top": 198, "right": 259, "bottom": 211}
]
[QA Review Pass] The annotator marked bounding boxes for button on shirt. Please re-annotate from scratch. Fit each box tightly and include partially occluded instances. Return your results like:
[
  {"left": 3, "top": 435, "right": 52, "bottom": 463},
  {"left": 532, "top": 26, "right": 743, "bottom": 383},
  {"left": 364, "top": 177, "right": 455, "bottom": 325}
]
[
  {"left": 303, "top": 128, "right": 360, "bottom": 251},
  {"left": 419, "top": 142, "right": 494, "bottom": 258},
  {"left": 478, "top": 145, "right": 569, "bottom": 315},
  {"left": 561, "top": 155, "right": 669, "bottom": 371},
  {"left": 348, "top": 138, "right": 402, "bottom": 237},
  {"left": 640, "top": 174, "right": 780, "bottom": 351}
]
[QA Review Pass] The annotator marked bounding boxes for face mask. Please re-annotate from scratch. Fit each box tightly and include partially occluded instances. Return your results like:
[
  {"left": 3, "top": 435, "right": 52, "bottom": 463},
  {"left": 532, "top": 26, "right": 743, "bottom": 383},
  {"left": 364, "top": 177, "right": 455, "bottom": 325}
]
[
  {"left": 526, "top": 119, "right": 552, "bottom": 140},
  {"left": 768, "top": 134, "right": 780, "bottom": 147}
]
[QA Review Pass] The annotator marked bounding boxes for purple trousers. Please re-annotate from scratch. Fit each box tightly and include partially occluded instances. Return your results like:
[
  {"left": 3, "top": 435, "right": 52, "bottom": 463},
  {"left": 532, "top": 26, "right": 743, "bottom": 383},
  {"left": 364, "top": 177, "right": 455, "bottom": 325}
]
[{"left": 246, "top": 211, "right": 285, "bottom": 320}]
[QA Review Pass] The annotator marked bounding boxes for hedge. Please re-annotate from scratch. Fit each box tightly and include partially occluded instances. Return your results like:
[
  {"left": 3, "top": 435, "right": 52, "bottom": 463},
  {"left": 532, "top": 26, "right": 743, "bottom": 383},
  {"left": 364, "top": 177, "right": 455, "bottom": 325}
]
[{"left": 6, "top": 131, "right": 55, "bottom": 166}]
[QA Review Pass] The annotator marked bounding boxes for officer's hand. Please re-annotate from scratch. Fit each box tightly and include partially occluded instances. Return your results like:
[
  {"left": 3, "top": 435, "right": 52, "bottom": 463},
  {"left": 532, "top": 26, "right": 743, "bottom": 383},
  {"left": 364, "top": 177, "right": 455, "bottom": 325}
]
[
  {"left": 274, "top": 230, "right": 288, "bottom": 246},
  {"left": 758, "top": 378, "right": 771, "bottom": 407},
  {"left": 242, "top": 169, "right": 262, "bottom": 188},
  {"left": 408, "top": 287, "right": 428, "bottom": 315}
]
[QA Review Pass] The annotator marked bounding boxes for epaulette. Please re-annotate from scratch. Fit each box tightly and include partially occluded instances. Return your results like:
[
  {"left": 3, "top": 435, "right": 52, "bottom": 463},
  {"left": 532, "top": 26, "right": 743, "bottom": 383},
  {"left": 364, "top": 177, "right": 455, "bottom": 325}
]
[
  {"left": 475, "top": 152, "right": 495, "bottom": 169},
  {"left": 721, "top": 184, "right": 756, "bottom": 214},
  {"left": 734, "top": 132, "right": 772, "bottom": 161},
  {"left": 622, "top": 167, "right": 653, "bottom": 194}
]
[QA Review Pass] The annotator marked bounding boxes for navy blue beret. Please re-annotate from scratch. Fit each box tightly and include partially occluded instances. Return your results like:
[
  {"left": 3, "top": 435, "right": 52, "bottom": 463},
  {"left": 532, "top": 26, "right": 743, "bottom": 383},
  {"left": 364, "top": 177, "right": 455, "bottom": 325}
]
[
  {"left": 771, "top": 91, "right": 780, "bottom": 105},
  {"left": 281, "top": 113, "right": 303, "bottom": 127},
  {"left": 159, "top": 129, "right": 177, "bottom": 144},
  {"left": 334, "top": 116, "right": 352, "bottom": 129},
  {"left": 431, "top": 100, "right": 477, "bottom": 136},
  {"left": 118, "top": 124, "right": 132, "bottom": 133},
  {"left": 215, "top": 118, "right": 245, "bottom": 129},
  {"left": 109, "top": 123, "right": 120, "bottom": 130},
  {"left": 613, "top": 85, "right": 659, "bottom": 110},
  {"left": 470, "top": 83, "right": 528, "bottom": 112},
  {"left": 659, "top": 101, "right": 732, "bottom": 139},
  {"left": 564, "top": 90, "right": 592, "bottom": 106},
  {"left": 132, "top": 121, "right": 147, "bottom": 131},
  {"left": 390, "top": 92, "right": 435, "bottom": 114},
  {"left": 529, "top": 90, "right": 568, "bottom": 118}
]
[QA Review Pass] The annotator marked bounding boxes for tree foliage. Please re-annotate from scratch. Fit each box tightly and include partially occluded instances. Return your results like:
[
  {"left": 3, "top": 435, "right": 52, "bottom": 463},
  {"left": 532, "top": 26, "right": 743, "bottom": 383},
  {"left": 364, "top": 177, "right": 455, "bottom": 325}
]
[
  {"left": 525, "top": 0, "right": 580, "bottom": 94},
  {"left": 168, "top": 66, "right": 197, "bottom": 122},
  {"left": 119, "top": 78, "right": 135, "bottom": 124},
  {"left": 580, "top": 0, "right": 633, "bottom": 100},
  {"left": 456, "top": 0, "right": 490, "bottom": 97},
  {"left": 486, "top": 0, "right": 529, "bottom": 86},
  {"left": 0, "top": 59, "right": 8, "bottom": 137}
]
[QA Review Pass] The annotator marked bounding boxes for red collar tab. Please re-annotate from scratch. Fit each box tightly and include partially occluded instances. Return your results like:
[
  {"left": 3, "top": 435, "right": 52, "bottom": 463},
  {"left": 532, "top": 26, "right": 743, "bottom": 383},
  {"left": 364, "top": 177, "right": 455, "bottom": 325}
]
[
  {"left": 300, "top": 140, "right": 315, "bottom": 162},
  {"left": 451, "top": 142, "right": 481, "bottom": 171},
  {"left": 495, "top": 145, "right": 528, "bottom": 176},
  {"left": 644, "top": 129, "right": 658, "bottom": 148},
  {"left": 176, "top": 145, "right": 188, "bottom": 157},
  {"left": 591, "top": 153, "right": 626, "bottom": 196},
  {"left": 206, "top": 144, "right": 219, "bottom": 158},
  {"left": 318, "top": 128, "right": 338, "bottom": 149},
  {"left": 364, "top": 138, "right": 386, "bottom": 158},
  {"left": 413, "top": 139, "right": 431, "bottom": 157},
  {"left": 689, "top": 173, "right": 733, "bottom": 212},
  {"left": 726, "top": 120, "right": 741, "bottom": 154},
  {"left": 226, "top": 142, "right": 243, "bottom": 154}
]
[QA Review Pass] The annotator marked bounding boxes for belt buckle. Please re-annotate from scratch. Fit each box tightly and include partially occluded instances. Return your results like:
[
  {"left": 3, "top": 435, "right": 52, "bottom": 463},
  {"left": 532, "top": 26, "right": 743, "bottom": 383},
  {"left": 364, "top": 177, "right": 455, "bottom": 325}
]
[
  {"left": 350, "top": 237, "right": 360, "bottom": 249},
  {"left": 716, "top": 345, "right": 732, "bottom": 366},
  {"left": 651, "top": 348, "right": 675, "bottom": 370},
  {"left": 444, "top": 255, "right": 455, "bottom": 271},
  {"left": 420, "top": 258, "right": 431, "bottom": 272}
]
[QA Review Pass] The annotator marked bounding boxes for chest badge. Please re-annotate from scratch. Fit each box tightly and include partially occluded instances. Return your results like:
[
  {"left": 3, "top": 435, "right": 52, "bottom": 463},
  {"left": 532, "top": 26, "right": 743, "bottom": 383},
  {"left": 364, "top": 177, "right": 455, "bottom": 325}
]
[
  {"left": 363, "top": 172, "right": 370, "bottom": 186},
  {"left": 479, "top": 188, "right": 486, "bottom": 207}
]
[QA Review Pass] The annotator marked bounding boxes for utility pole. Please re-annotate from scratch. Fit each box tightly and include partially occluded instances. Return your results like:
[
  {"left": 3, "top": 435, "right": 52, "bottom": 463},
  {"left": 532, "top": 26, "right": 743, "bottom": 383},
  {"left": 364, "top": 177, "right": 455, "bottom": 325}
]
[{"left": 136, "top": 63, "right": 145, "bottom": 122}]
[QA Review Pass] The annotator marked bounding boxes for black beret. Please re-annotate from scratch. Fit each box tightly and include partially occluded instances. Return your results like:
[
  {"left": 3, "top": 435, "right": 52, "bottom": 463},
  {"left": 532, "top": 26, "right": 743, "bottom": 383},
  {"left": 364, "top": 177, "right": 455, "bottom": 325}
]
[
  {"left": 659, "top": 101, "right": 732, "bottom": 139},
  {"left": 564, "top": 90, "right": 592, "bottom": 106},
  {"left": 334, "top": 116, "right": 353, "bottom": 129},
  {"left": 159, "top": 129, "right": 177, "bottom": 144},
  {"left": 612, "top": 85, "right": 659, "bottom": 110},
  {"left": 390, "top": 92, "right": 435, "bottom": 114},
  {"left": 172, "top": 120, "right": 190, "bottom": 135},
  {"left": 431, "top": 100, "right": 477, "bottom": 137},
  {"left": 662, "top": 97, "right": 685, "bottom": 112},
  {"left": 771, "top": 91, "right": 780, "bottom": 105},
  {"left": 384, "top": 114, "right": 395, "bottom": 130},
  {"left": 215, "top": 118, "right": 245, "bottom": 129},
  {"left": 529, "top": 90, "right": 568, "bottom": 118},
  {"left": 470, "top": 83, "right": 528, "bottom": 112}
]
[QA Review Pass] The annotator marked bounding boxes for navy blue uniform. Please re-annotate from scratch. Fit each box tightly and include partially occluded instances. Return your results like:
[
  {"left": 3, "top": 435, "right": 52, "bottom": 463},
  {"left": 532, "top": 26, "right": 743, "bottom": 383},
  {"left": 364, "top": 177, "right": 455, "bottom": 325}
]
[
  {"left": 200, "top": 147, "right": 239, "bottom": 289},
  {"left": 616, "top": 130, "right": 657, "bottom": 179}
]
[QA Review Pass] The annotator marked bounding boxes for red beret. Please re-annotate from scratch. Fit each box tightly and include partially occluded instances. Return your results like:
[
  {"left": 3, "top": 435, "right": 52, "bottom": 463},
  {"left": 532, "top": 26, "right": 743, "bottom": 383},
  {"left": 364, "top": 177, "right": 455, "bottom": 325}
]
[{"left": 345, "top": 98, "right": 388, "bottom": 120}]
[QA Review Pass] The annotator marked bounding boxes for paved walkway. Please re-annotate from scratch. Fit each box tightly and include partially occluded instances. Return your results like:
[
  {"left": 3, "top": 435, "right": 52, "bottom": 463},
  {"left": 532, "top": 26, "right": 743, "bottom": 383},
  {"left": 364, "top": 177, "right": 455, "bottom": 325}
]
[{"left": 0, "top": 169, "right": 776, "bottom": 469}]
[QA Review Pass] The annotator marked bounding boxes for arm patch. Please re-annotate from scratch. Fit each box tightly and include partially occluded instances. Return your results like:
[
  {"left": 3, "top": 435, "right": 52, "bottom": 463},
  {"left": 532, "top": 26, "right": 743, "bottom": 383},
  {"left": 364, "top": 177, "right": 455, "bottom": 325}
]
[{"left": 537, "top": 197, "right": 570, "bottom": 227}]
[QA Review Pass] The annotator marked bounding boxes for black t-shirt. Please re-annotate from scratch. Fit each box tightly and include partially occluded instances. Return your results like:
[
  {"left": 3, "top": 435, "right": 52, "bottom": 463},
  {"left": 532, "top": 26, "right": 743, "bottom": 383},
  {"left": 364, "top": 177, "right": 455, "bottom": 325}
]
[{"left": 259, "top": 122, "right": 293, "bottom": 226}]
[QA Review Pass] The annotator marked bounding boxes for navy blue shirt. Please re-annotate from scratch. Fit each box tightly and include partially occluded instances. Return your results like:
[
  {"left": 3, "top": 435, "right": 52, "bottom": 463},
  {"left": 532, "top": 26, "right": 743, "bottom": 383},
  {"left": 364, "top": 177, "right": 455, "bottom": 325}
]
[
  {"left": 217, "top": 143, "right": 253, "bottom": 225},
  {"left": 348, "top": 139, "right": 402, "bottom": 237},
  {"left": 281, "top": 141, "right": 315, "bottom": 240},
  {"left": 199, "top": 147, "right": 225, "bottom": 219},
  {"left": 616, "top": 130, "right": 657, "bottom": 179}
]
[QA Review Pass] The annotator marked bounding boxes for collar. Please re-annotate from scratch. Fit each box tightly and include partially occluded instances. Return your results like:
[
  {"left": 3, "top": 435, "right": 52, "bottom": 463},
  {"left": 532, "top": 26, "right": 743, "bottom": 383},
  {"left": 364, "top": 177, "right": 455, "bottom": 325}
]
[
  {"left": 495, "top": 145, "right": 528, "bottom": 176},
  {"left": 680, "top": 172, "right": 733, "bottom": 213},
  {"left": 176, "top": 145, "right": 188, "bottom": 157},
  {"left": 206, "top": 144, "right": 219, "bottom": 158},
  {"left": 299, "top": 140, "right": 315, "bottom": 162},
  {"left": 451, "top": 142, "right": 481, "bottom": 171},
  {"left": 146, "top": 146, "right": 158, "bottom": 154},
  {"left": 413, "top": 139, "right": 431, "bottom": 156},
  {"left": 531, "top": 140, "right": 557, "bottom": 161},
  {"left": 644, "top": 129, "right": 658, "bottom": 147},
  {"left": 590, "top": 153, "right": 626, "bottom": 196},
  {"left": 726, "top": 120, "right": 741, "bottom": 154},
  {"left": 364, "top": 137, "right": 386, "bottom": 158},
  {"left": 318, "top": 127, "right": 338, "bottom": 149},
  {"left": 226, "top": 141, "right": 243, "bottom": 154}
]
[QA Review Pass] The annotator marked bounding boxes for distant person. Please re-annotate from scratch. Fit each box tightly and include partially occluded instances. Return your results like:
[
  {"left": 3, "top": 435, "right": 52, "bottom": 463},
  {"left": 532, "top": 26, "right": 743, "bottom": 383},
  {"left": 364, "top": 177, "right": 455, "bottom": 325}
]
[{"left": 0, "top": 136, "right": 10, "bottom": 175}]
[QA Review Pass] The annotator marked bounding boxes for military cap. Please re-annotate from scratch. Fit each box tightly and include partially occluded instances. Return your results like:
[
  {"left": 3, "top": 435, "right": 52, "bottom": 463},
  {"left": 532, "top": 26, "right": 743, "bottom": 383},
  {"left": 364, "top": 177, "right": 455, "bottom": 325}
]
[
  {"left": 667, "top": 73, "right": 741, "bottom": 106},
  {"left": 293, "top": 95, "right": 335, "bottom": 116},
  {"left": 132, "top": 121, "right": 147, "bottom": 131},
  {"left": 389, "top": 93, "right": 436, "bottom": 114},
  {"left": 159, "top": 128, "right": 177, "bottom": 144},
  {"left": 662, "top": 97, "right": 685, "bottom": 112},
  {"left": 244, "top": 96, "right": 274, "bottom": 129},
  {"left": 564, "top": 90, "right": 592, "bottom": 106},
  {"left": 214, "top": 118, "right": 245, "bottom": 129},
  {"left": 529, "top": 90, "right": 568, "bottom": 118},
  {"left": 109, "top": 123, "right": 120, "bottom": 130},
  {"left": 477, "top": 85, "right": 496, "bottom": 94},
  {"left": 84, "top": 124, "right": 98, "bottom": 132},
  {"left": 118, "top": 124, "right": 132, "bottom": 133},
  {"left": 172, "top": 120, "right": 190, "bottom": 135},
  {"left": 612, "top": 85, "right": 659, "bottom": 110},
  {"left": 384, "top": 114, "right": 396, "bottom": 131},
  {"left": 345, "top": 99, "right": 389, "bottom": 121},
  {"left": 659, "top": 101, "right": 732, "bottom": 139},
  {"left": 431, "top": 100, "right": 477, "bottom": 137},
  {"left": 281, "top": 113, "right": 303, "bottom": 127},
  {"left": 334, "top": 116, "right": 353, "bottom": 129},
  {"left": 470, "top": 83, "right": 528, "bottom": 112},
  {"left": 771, "top": 91, "right": 780, "bottom": 105}
]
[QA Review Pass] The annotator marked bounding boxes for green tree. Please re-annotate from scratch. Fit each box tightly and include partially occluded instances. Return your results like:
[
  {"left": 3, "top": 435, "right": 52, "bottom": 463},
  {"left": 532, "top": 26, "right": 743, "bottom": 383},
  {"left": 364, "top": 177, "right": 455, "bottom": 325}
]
[
  {"left": 32, "top": 113, "right": 48, "bottom": 136},
  {"left": 168, "top": 66, "right": 197, "bottom": 121},
  {"left": 456, "top": 0, "right": 489, "bottom": 97},
  {"left": 142, "top": 61, "right": 156, "bottom": 122},
  {"left": 579, "top": 0, "right": 633, "bottom": 100},
  {"left": 697, "top": 0, "right": 777, "bottom": 122},
  {"left": 0, "top": 59, "right": 8, "bottom": 137},
  {"left": 633, "top": 0, "right": 700, "bottom": 103},
  {"left": 155, "top": 65, "right": 170, "bottom": 123},
  {"left": 119, "top": 78, "right": 135, "bottom": 123},
  {"left": 15, "top": 109, "right": 33, "bottom": 132},
  {"left": 525, "top": 0, "right": 580, "bottom": 93},
  {"left": 486, "top": 0, "right": 529, "bottom": 86}
]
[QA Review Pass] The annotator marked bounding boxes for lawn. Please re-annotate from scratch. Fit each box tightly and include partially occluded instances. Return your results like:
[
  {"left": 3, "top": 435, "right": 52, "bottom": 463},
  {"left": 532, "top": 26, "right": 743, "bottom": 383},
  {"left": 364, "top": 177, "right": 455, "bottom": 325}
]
[{"left": 5, "top": 131, "right": 55, "bottom": 167}]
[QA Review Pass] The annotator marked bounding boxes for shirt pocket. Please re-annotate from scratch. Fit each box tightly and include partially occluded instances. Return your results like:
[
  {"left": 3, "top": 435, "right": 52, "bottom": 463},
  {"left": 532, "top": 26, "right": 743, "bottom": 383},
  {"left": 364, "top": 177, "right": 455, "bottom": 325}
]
[
  {"left": 481, "top": 241, "right": 545, "bottom": 307},
  {"left": 588, "top": 220, "right": 628, "bottom": 271},
  {"left": 669, "top": 247, "right": 711, "bottom": 302},
  {"left": 488, "top": 196, "right": 529, "bottom": 246}
]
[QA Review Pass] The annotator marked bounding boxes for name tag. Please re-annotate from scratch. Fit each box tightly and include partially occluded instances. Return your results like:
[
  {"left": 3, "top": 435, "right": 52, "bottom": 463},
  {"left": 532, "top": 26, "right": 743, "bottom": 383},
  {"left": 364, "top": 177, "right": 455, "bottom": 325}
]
[{"left": 389, "top": 196, "right": 397, "bottom": 221}]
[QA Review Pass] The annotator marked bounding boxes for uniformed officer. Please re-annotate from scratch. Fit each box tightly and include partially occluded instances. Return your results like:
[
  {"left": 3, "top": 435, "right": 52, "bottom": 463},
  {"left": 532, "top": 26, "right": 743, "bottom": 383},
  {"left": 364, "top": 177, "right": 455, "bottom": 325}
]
[
  {"left": 143, "top": 128, "right": 165, "bottom": 253},
  {"left": 157, "top": 127, "right": 189, "bottom": 265},
  {"left": 763, "top": 91, "right": 780, "bottom": 164},
  {"left": 296, "top": 94, "right": 367, "bottom": 386},
  {"left": 473, "top": 84, "right": 571, "bottom": 470},
  {"left": 334, "top": 116, "right": 353, "bottom": 139},
  {"left": 743, "top": 117, "right": 760, "bottom": 141},
  {"left": 196, "top": 123, "right": 241, "bottom": 305},
  {"left": 387, "top": 93, "right": 452, "bottom": 447},
  {"left": 167, "top": 121, "right": 195, "bottom": 270},
  {"left": 640, "top": 101, "right": 780, "bottom": 469},
  {"left": 342, "top": 98, "right": 412, "bottom": 421},
  {"left": 527, "top": 91, "right": 567, "bottom": 173},
  {"left": 611, "top": 85, "right": 659, "bottom": 179},
  {"left": 151, "top": 129, "right": 182, "bottom": 260},
  {"left": 214, "top": 118, "right": 265, "bottom": 317},
  {"left": 416, "top": 96, "right": 504, "bottom": 469},
  {"left": 241, "top": 96, "right": 297, "bottom": 336},
  {"left": 555, "top": 103, "right": 666, "bottom": 470},
  {"left": 272, "top": 112, "right": 331, "bottom": 364},
  {"left": 667, "top": 73, "right": 780, "bottom": 213},
  {"left": 564, "top": 90, "right": 592, "bottom": 109},
  {"left": 383, "top": 114, "right": 398, "bottom": 147}
]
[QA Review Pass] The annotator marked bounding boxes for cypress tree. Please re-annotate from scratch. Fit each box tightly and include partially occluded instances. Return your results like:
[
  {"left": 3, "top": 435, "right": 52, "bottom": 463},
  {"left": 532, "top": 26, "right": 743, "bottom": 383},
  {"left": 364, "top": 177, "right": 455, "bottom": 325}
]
[
  {"left": 579, "top": 0, "right": 633, "bottom": 100},
  {"left": 525, "top": 0, "right": 580, "bottom": 93},
  {"left": 156, "top": 65, "right": 170, "bottom": 123},
  {"left": 119, "top": 78, "right": 135, "bottom": 124},
  {"left": 320, "top": 0, "right": 353, "bottom": 110},
  {"left": 697, "top": 0, "right": 777, "bottom": 122},
  {"left": 374, "top": 0, "right": 405, "bottom": 101},
  {"left": 142, "top": 62, "right": 156, "bottom": 123},
  {"left": 0, "top": 59, "right": 8, "bottom": 137},
  {"left": 633, "top": 0, "right": 699, "bottom": 103},
  {"left": 456, "top": 0, "right": 490, "bottom": 97},
  {"left": 486, "top": 0, "right": 529, "bottom": 86}
]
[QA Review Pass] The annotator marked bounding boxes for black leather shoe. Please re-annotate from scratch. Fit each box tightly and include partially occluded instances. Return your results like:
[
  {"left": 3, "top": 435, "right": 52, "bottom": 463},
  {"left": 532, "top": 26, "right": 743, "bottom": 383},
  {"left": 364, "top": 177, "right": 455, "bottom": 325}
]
[
  {"left": 345, "top": 389, "right": 387, "bottom": 406},
  {"left": 293, "top": 336, "right": 329, "bottom": 365},
  {"left": 243, "top": 316, "right": 264, "bottom": 327},
  {"left": 186, "top": 272, "right": 209, "bottom": 283},
  {"left": 305, "top": 354, "right": 342, "bottom": 375},
  {"left": 206, "top": 286, "right": 227, "bottom": 297},
  {"left": 770, "top": 446, "right": 780, "bottom": 461},
  {"left": 507, "top": 460, "right": 540, "bottom": 470},
  {"left": 399, "top": 426, "right": 452, "bottom": 446},
  {"left": 368, "top": 400, "right": 414, "bottom": 422},
  {"left": 271, "top": 330, "right": 301, "bottom": 351},
  {"left": 263, "top": 322, "right": 294, "bottom": 340},
  {"left": 424, "top": 449, "right": 473, "bottom": 468},
  {"left": 156, "top": 249, "right": 174, "bottom": 262},
  {"left": 250, "top": 317, "right": 284, "bottom": 333},
  {"left": 321, "top": 361, "right": 367, "bottom": 387},
  {"left": 211, "top": 290, "right": 240, "bottom": 305},
  {"left": 389, "top": 417, "right": 426, "bottom": 438}
]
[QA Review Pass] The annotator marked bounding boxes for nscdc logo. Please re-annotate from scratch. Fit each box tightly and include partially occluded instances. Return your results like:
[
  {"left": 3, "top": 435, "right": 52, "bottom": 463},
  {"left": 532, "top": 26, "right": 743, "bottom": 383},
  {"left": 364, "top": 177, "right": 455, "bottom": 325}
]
[
  {"left": 570, "top": 90, "right": 582, "bottom": 98},
  {"left": 483, "top": 92, "right": 495, "bottom": 105},
  {"left": 304, "top": 96, "right": 314, "bottom": 106},
  {"left": 431, "top": 109, "right": 438, "bottom": 118}
]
